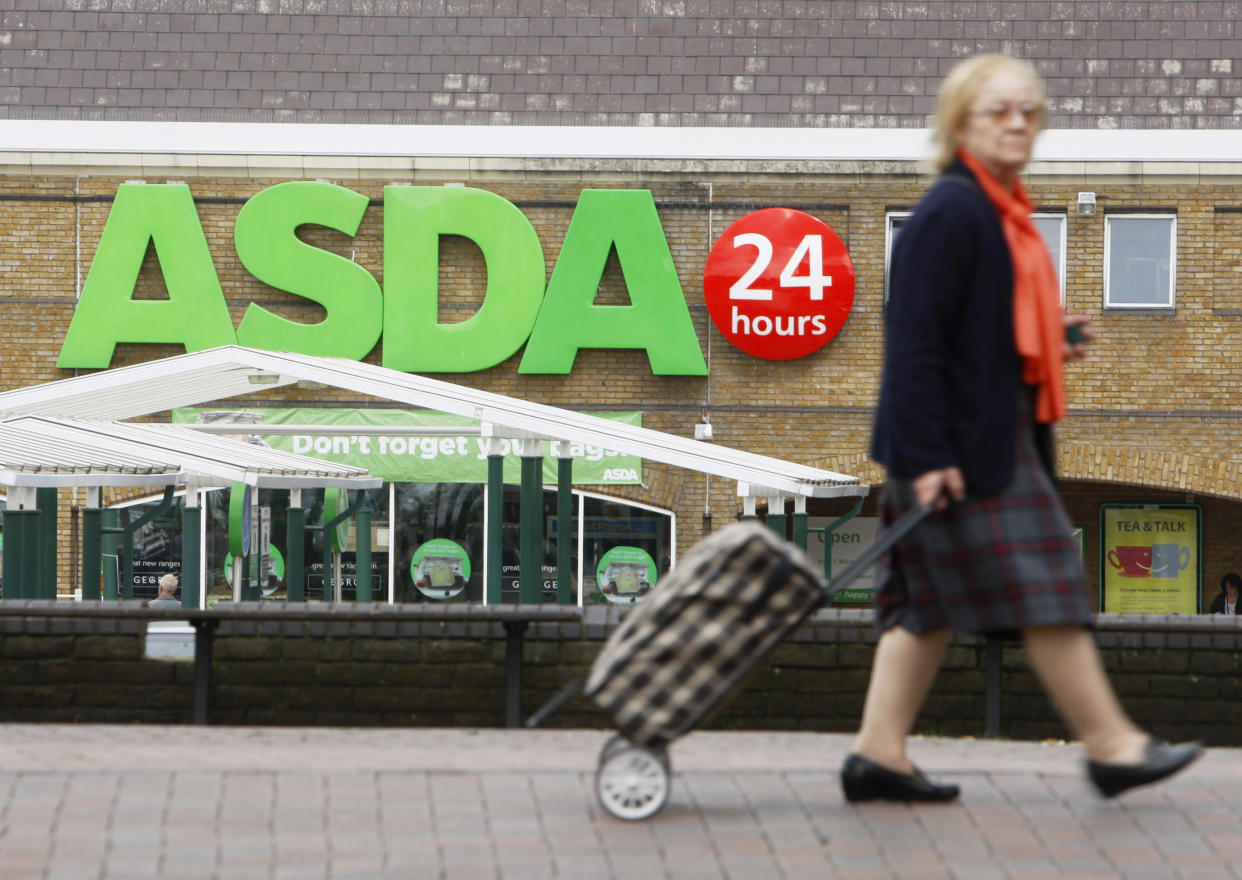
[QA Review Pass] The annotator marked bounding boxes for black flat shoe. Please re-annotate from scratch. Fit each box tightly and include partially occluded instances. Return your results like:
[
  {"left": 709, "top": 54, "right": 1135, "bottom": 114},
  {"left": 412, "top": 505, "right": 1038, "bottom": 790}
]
[
  {"left": 1086, "top": 739, "right": 1204, "bottom": 798},
  {"left": 840, "top": 753, "right": 960, "bottom": 803}
]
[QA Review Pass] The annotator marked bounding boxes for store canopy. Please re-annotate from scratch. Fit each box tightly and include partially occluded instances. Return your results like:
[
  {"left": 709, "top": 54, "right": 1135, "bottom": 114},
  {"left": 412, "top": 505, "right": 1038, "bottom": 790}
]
[
  {"left": 0, "top": 419, "right": 184, "bottom": 488},
  {"left": 0, "top": 415, "right": 381, "bottom": 490},
  {"left": 0, "top": 346, "right": 866, "bottom": 500}
]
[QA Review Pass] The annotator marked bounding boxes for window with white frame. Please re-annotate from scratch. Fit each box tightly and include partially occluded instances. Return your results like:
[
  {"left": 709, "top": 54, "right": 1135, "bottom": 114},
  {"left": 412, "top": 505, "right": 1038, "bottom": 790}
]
[
  {"left": 1032, "top": 213, "right": 1067, "bottom": 305},
  {"left": 1105, "top": 214, "right": 1177, "bottom": 309},
  {"left": 887, "top": 211, "right": 1067, "bottom": 305},
  {"left": 883, "top": 211, "right": 911, "bottom": 302}
]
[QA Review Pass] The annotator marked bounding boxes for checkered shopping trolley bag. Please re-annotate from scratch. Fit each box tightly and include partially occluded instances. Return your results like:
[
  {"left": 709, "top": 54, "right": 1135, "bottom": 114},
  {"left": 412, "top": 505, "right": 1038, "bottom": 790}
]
[
  {"left": 575, "top": 506, "right": 930, "bottom": 821},
  {"left": 583, "top": 521, "right": 824, "bottom": 820}
]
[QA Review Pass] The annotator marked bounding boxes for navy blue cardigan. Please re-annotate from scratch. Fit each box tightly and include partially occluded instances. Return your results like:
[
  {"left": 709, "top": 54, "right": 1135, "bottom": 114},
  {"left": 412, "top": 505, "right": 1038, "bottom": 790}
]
[{"left": 870, "top": 160, "right": 1053, "bottom": 497}]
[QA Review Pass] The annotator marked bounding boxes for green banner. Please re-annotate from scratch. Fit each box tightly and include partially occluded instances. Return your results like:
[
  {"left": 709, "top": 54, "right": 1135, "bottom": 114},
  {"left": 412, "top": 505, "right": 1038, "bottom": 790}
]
[{"left": 172, "top": 407, "right": 643, "bottom": 484}]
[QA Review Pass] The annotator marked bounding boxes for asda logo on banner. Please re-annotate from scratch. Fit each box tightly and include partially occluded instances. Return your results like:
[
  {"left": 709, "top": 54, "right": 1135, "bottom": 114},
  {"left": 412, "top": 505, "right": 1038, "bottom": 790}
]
[
  {"left": 57, "top": 182, "right": 707, "bottom": 375},
  {"left": 171, "top": 407, "right": 643, "bottom": 485}
]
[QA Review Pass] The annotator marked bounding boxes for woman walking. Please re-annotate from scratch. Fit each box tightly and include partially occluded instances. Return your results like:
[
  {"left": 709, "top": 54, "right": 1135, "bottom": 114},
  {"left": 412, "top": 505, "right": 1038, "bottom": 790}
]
[{"left": 844, "top": 54, "right": 1202, "bottom": 803}]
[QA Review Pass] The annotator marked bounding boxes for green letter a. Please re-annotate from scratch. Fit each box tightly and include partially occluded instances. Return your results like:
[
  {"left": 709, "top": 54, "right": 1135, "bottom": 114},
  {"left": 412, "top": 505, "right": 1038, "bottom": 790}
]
[
  {"left": 57, "top": 183, "right": 236, "bottom": 369},
  {"left": 518, "top": 189, "right": 707, "bottom": 375}
]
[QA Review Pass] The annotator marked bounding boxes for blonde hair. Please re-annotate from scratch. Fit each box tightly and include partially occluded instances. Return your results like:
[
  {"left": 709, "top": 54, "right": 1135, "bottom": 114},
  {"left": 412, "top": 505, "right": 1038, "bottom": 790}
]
[{"left": 931, "top": 54, "right": 1047, "bottom": 172}]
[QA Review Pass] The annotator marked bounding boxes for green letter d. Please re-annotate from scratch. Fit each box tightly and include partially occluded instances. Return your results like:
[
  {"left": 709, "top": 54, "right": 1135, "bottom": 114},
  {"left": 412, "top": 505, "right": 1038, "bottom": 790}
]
[{"left": 382, "top": 186, "right": 545, "bottom": 373}]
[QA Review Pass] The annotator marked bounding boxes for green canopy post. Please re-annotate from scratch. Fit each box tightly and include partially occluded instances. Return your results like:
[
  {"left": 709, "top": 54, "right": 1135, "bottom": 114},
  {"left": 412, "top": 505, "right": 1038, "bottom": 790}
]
[
  {"left": 286, "top": 490, "right": 305, "bottom": 602},
  {"left": 519, "top": 438, "right": 543, "bottom": 604},
  {"left": 765, "top": 495, "right": 787, "bottom": 538},
  {"left": 81, "top": 488, "right": 103, "bottom": 601},
  {"left": 792, "top": 496, "right": 808, "bottom": 553},
  {"left": 355, "top": 497, "right": 372, "bottom": 603},
  {"left": 2, "top": 508, "right": 35, "bottom": 599},
  {"left": 36, "top": 488, "right": 56, "bottom": 599},
  {"left": 556, "top": 453, "right": 574, "bottom": 605},
  {"left": 181, "top": 487, "right": 201, "bottom": 609},
  {"left": 101, "top": 509, "right": 120, "bottom": 600},
  {"left": 486, "top": 447, "right": 503, "bottom": 604}
]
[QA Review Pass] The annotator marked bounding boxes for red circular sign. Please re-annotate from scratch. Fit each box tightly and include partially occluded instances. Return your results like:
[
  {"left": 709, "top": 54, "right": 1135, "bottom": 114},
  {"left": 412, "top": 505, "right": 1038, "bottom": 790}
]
[{"left": 703, "top": 208, "right": 855, "bottom": 360}]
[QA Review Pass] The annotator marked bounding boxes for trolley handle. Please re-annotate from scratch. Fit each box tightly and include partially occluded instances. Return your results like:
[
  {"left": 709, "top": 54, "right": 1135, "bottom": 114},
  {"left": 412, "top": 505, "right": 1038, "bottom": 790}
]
[
  {"left": 525, "top": 677, "right": 583, "bottom": 728},
  {"left": 823, "top": 504, "right": 932, "bottom": 599}
]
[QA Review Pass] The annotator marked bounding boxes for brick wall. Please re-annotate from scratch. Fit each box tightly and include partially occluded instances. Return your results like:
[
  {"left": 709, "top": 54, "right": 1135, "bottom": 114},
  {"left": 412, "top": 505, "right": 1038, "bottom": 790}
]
[
  {"left": 8, "top": 157, "right": 1242, "bottom": 608},
  {"left": 3, "top": 608, "right": 1239, "bottom": 746}
]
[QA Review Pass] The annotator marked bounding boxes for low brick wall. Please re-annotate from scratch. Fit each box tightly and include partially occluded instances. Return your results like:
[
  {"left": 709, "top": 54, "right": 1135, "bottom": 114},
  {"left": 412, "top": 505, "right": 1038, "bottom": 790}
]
[{"left": 3, "top": 608, "right": 1241, "bottom": 746}]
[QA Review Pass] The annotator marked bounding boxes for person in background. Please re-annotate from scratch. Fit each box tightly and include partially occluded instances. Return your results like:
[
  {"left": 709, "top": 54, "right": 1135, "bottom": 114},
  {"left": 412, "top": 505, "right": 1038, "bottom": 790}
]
[
  {"left": 1210, "top": 572, "right": 1241, "bottom": 615},
  {"left": 844, "top": 53, "right": 1202, "bottom": 804},
  {"left": 147, "top": 573, "right": 181, "bottom": 609}
]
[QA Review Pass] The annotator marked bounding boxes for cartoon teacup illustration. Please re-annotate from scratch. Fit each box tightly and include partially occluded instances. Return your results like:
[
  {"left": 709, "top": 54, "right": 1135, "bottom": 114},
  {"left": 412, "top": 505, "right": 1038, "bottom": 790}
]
[
  {"left": 1150, "top": 544, "right": 1190, "bottom": 578},
  {"left": 1107, "top": 545, "right": 1152, "bottom": 578}
]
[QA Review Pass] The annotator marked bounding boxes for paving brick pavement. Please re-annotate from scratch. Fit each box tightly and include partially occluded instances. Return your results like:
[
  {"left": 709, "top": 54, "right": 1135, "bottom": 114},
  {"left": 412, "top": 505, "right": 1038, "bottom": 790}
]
[{"left": 0, "top": 725, "right": 1238, "bottom": 880}]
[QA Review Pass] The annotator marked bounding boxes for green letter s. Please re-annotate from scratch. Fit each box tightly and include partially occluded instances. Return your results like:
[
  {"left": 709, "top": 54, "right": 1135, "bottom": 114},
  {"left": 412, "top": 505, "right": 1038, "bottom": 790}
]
[
  {"left": 57, "top": 183, "right": 236, "bottom": 369},
  {"left": 234, "top": 181, "right": 382, "bottom": 359}
]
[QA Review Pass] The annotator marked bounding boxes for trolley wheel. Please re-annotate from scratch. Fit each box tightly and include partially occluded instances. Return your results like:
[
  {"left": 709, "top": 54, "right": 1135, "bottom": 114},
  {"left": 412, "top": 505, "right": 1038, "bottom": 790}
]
[
  {"left": 598, "top": 734, "right": 669, "bottom": 770},
  {"left": 599, "top": 734, "right": 629, "bottom": 762},
  {"left": 595, "top": 744, "right": 671, "bottom": 821}
]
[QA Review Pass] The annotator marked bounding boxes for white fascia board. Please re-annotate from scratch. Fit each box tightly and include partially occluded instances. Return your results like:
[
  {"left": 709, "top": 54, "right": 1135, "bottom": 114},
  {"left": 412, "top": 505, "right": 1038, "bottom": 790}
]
[
  {"left": 6, "top": 416, "right": 378, "bottom": 489},
  {"left": 6, "top": 119, "right": 1242, "bottom": 164},
  {"left": 14, "top": 419, "right": 254, "bottom": 486},
  {"left": 257, "top": 474, "right": 385, "bottom": 489},
  {"left": 1034, "top": 129, "right": 1242, "bottom": 163},
  {"left": 738, "top": 481, "right": 869, "bottom": 500},
  {"left": 0, "top": 120, "right": 924, "bottom": 160},
  {"left": 0, "top": 359, "right": 298, "bottom": 419},
  {"left": 0, "top": 470, "right": 186, "bottom": 488}
]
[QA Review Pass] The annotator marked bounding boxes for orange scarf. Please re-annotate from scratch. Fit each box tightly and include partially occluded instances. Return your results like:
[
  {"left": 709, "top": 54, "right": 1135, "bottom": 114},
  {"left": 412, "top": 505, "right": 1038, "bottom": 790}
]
[{"left": 958, "top": 149, "right": 1067, "bottom": 423}]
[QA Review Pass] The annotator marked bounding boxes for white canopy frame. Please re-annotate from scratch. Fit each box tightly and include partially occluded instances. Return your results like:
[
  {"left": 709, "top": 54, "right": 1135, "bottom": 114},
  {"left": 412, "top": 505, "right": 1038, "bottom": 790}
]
[{"left": 0, "top": 346, "right": 865, "bottom": 501}]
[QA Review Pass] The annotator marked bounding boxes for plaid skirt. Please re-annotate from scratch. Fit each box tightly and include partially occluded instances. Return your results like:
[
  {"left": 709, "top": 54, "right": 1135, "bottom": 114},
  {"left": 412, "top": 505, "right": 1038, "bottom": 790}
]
[{"left": 875, "top": 393, "right": 1092, "bottom": 636}]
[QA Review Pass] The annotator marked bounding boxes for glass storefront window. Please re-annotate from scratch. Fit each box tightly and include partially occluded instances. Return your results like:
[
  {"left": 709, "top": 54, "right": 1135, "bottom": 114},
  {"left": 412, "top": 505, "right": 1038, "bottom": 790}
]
[
  {"left": 498, "top": 484, "right": 562, "bottom": 603},
  {"left": 395, "top": 482, "right": 484, "bottom": 603},
  {"left": 579, "top": 494, "right": 673, "bottom": 606},
  {"left": 105, "top": 482, "right": 672, "bottom": 606},
  {"left": 202, "top": 485, "right": 391, "bottom": 603},
  {"left": 113, "top": 493, "right": 183, "bottom": 600},
  {"left": 291, "top": 485, "right": 390, "bottom": 602}
]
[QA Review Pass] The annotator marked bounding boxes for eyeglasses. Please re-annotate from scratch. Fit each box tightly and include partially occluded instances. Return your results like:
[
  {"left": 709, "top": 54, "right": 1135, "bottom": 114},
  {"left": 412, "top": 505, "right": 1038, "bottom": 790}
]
[{"left": 969, "top": 103, "right": 1042, "bottom": 124}]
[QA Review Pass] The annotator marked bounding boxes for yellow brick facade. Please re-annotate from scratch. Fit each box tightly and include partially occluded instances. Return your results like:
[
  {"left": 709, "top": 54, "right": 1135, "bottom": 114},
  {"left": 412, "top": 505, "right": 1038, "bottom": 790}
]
[{"left": 5, "top": 154, "right": 1242, "bottom": 611}]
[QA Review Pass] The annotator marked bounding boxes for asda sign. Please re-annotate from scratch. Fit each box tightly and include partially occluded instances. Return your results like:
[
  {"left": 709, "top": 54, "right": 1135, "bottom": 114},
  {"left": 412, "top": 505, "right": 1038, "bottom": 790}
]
[{"left": 57, "top": 182, "right": 709, "bottom": 374}]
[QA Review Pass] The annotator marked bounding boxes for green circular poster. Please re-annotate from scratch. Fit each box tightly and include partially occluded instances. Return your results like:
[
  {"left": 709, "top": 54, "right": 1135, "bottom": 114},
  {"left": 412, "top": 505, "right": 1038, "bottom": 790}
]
[
  {"left": 225, "top": 544, "right": 285, "bottom": 584},
  {"left": 596, "top": 546, "right": 657, "bottom": 605},
  {"left": 410, "top": 538, "right": 471, "bottom": 600}
]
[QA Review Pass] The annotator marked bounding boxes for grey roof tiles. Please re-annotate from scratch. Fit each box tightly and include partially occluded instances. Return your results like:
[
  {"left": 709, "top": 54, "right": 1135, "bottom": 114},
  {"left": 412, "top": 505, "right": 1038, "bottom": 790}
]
[{"left": 2, "top": 1, "right": 1240, "bottom": 129}]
